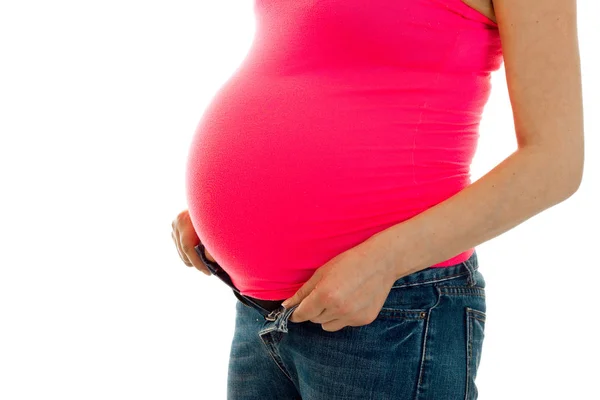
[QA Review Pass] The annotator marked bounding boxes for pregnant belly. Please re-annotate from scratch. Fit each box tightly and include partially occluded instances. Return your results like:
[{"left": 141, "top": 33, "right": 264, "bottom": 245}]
[{"left": 185, "top": 71, "right": 477, "bottom": 300}]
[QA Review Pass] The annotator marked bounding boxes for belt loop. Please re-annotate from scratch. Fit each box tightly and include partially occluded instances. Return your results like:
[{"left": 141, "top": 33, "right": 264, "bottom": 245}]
[{"left": 462, "top": 254, "right": 477, "bottom": 287}]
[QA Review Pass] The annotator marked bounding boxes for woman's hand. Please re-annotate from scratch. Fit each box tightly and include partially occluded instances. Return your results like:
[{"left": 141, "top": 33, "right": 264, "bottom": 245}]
[
  {"left": 171, "top": 209, "right": 216, "bottom": 275},
  {"left": 282, "top": 234, "right": 410, "bottom": 332}
]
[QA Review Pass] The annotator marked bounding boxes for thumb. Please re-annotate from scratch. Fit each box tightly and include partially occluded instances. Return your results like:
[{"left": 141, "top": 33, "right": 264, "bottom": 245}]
[{"left": 281, "top": 272, "right": 320, "bottom": 309}]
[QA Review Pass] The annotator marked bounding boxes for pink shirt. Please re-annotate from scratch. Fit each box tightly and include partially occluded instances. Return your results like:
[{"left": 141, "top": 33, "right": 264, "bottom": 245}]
[{"left": 186, "top": 0, "right": 504, "bottom": 300}]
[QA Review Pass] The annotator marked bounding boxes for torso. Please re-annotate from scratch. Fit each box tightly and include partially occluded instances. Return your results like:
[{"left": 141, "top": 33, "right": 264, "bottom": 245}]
[
  {"left": 462, "top": 0, "right": 496, "bottom": 23},
  {"left": 186, "top": 0, "right": 504, "bottom": 300}
]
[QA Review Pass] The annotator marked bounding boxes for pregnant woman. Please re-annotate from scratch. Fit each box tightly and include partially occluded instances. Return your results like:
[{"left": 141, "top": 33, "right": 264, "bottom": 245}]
[{"left": 171, "top": 1, "right": 583, "bottom": 398}]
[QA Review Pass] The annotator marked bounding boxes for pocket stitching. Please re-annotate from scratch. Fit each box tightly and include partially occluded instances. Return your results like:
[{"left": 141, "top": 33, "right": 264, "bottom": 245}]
[
  {"left": 465, "top": 307, "right": 486, "bottom": 400},
  {"left": 439, "top": 285, "right": 486, "bottom": 298},
  {"left": 391, "top": 269, "right": 474, "bottom": 289},
  {"left": 378, "top": 285, "right": 442, "bottom": 320},
  {"left": 467, "top": 307, "right": 486, "bottom": 320},
  {"left": 466, "top": 308, "right": 472, "bottom": 400},
  {"left": 377, "top": 309, "right": 428, "bottom": 320}
]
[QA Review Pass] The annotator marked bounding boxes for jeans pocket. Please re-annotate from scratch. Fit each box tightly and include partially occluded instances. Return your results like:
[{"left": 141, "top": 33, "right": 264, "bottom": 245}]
[
  {"left": 466, "top": 307, "right": 486, "bottom": 400},
  {"left": 377, "top": 283, "right": 439, "bottom": 321}
]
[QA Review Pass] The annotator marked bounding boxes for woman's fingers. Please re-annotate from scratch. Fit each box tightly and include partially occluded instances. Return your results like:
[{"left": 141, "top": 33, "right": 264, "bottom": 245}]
[
  {"left": 172, "top": 230, "right": 193, "bottom": 267},
  {"left": 184, "top": 243, "right": 211, "bottom": 276},
  {"left": 172, "top": 210, "right": 211, "bottom": 276}
]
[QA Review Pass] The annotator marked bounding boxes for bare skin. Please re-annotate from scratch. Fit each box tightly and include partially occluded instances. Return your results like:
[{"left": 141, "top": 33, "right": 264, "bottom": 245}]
[
  {"left": 173, "top": 2, "right": 584, "bottom": 330},
  {"left": 462, "top": 0, "right": 497, "bottom": 23},
  {"left": 171, "top": 209, "right": 216, "bottom": 276},
  {"left": 171, "top": 2, "right": 495, "bottom": 277}
]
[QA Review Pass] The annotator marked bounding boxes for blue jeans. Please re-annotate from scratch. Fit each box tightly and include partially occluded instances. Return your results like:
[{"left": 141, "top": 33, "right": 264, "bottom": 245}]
[{"left": 195, "top": 244, "right": 487, "bottom": 399}]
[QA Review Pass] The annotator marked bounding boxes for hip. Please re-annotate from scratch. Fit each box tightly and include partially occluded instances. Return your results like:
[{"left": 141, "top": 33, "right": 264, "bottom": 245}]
[{"left": 229, "top": 250, "right": 487, "bottom": 399}]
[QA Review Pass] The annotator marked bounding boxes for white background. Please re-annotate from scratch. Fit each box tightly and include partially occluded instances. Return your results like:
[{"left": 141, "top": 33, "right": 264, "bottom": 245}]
[{"left": 1, "top": 1, "right": 598, "bottom": 399}]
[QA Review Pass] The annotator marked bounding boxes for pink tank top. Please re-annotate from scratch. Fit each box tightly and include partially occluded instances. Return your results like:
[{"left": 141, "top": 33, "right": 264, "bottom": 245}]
[{"left": 186, "top": 0, "right": 504, "bottom": 300}]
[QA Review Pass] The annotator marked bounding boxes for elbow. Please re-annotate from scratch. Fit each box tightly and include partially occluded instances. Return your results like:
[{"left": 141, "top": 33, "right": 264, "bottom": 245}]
[
  {"left": 563, "top": 171, "right": 583, "bottom": 199},
  {"left": 537, "top": 141, "right": 585, "bottom": 201},
  {"left": 565, "top": 149, "right": 585, "bottom": 197},
  {"left": 558, "top": 162, "right": 584, "bottom": 201},
  {"left": 561, "top": 182, "right": 580, "bottom": 202},
  {"left": 564, "top": 135, "right": 585, "bottom": 198}
]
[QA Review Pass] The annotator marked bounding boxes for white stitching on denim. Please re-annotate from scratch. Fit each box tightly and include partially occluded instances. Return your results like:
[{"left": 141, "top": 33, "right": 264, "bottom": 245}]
[
  {"left": 277, "top": 305, "right": 299, "bottom": 332},
  {"left": 259, "top": 332, "right": 296, "bottom": 384},
  {"left": 465, "top": 307, "right": 486, "bottom": 399},
  {"left": 378, "top": 309, "right": 429, "bottom": 319},
  {"left": 438, "top": 286, "right": 485, "bottom": 297},
  {"left": 465, "top": 308, "right": 472, "bottom": 400},
  {"left": 415, "top": 284, "right": 443, "bottom": 399},
  {"left": 467, "top": 308, "right": 486, "bottom": 320},
  {"left": 392, "top": 269, "right": 475, "bottom": 289}
]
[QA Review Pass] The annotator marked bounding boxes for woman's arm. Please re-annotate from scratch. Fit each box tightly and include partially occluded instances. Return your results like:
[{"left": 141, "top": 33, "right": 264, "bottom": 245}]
[{"left": 374, "top": 0, "right": 585, "bottom": 277}]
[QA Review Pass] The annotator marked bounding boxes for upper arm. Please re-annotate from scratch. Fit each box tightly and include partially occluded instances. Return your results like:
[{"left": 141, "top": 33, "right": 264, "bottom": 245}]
[{"left": 494, "top": 0, "right": 584, "bottom": 183}]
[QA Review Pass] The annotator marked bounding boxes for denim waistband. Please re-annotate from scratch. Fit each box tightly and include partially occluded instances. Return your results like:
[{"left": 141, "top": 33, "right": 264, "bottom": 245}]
[
  {"left": 390, "top": 250, "right": 480, "bottom": 288},
  {"left": 195, "top": 243, "right": 288, "bottom": 314},
  {"left": 195, "top": 242, "right": 480, "bottom": 317}
]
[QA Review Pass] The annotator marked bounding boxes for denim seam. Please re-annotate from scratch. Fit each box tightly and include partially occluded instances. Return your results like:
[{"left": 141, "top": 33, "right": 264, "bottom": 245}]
[
  {"left": 465, "top": 309, "right": 472, "bottom": 400},
  {"left": 259, "top": 325, "right": 278, "bottom": 335},
  {"left": 235, "top": 296, "right": 254, "bottom": 310},
  {"left": 438, "top": 286, "right": 485, "bottom": 297},
  {"left": 233, "top": 290, "right": 274, "bottom": 318},
  {"left": 378, "top": 310, "right": 428, "bottom": 320},
  {"left": 467, "top": 308, "right": 486, "bottom": 319},
  {"left": 240, "top": 300, "right": 254, "bottom": 310},
  {"left": 245, "top": 298, "right": 271, "bottom": 316},
  {"left": 415, "top": 285, "right": 443, "bottom": 400},
  {"left": 443, "top": 294, "right": 485, "bottom": 299},
  {"left": 259, "top": 333, "right": 296, "bottom": 384},
  {"left": 391, "top": 267, "right": 476, "bottom": 289},
  {"left": 465, "top": 307, "right": 486, "bottom": 400}
]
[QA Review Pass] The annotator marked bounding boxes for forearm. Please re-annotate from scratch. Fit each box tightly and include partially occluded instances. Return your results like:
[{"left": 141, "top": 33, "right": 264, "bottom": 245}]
[{"left": 372, "top": 146, "right": 581, "bottom": 279}]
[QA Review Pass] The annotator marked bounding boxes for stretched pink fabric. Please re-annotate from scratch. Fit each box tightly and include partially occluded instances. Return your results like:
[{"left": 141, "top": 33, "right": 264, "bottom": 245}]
[{"left": 186, "top": 0, "right": 504, "bottom": 300}]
